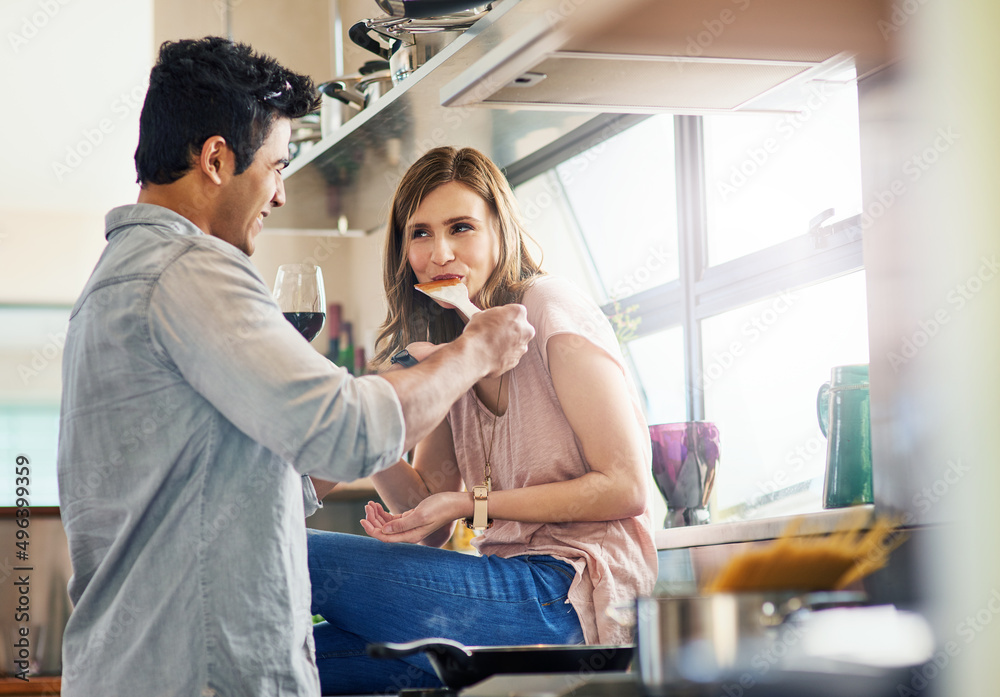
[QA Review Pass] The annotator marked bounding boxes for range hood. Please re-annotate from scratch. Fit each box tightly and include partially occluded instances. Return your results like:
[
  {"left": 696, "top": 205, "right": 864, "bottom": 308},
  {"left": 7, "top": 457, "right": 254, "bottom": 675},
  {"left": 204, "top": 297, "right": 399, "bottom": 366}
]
[
  {"left": 442, "top": 0, "right": 891, "bottom": 113},
  {"left": 267, "top": 0, "right": 891, "bottom": 235}
]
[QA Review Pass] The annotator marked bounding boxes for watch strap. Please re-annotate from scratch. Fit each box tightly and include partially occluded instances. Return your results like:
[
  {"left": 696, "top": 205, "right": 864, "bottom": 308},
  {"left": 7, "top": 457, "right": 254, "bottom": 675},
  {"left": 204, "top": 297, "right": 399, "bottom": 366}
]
[
  {"left": 390, "top": 349, "right": 419, "bottom": 367},
  {"left": 466, "top": 485, "right": 493, "bottom": 531}
]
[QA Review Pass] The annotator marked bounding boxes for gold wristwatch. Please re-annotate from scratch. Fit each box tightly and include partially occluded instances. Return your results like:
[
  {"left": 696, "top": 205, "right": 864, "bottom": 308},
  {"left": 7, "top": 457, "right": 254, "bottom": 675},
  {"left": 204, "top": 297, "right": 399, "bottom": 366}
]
[{"left": 465, "top": 485, "right": 493, "bottom": 532}]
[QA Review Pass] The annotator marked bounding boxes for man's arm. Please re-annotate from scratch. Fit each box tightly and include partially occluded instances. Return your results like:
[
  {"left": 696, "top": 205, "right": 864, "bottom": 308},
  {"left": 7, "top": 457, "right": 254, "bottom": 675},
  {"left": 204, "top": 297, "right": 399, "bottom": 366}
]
[
  {"left": 150, "top": 245, "right": 532, "bottom": 484},
  {"left": 378, "top": 304, "right": 533, "bottom": 452},
  {"left": 309, "top": 303, "right": 533, "bottom": 497}
]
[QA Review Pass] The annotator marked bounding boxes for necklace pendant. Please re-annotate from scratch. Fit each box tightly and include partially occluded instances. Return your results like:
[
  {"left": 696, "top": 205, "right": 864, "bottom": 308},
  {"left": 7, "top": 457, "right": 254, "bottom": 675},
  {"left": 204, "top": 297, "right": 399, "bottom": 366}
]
[{"left": 485, "top": 475, "right": 492, "bottom": 492}]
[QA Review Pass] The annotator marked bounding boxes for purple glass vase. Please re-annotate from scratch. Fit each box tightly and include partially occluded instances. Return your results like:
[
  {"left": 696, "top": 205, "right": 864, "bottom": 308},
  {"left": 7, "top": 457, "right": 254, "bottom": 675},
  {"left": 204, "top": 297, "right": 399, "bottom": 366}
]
[{"left": 649, "top": 422, "right": 720, "bottom": 528}]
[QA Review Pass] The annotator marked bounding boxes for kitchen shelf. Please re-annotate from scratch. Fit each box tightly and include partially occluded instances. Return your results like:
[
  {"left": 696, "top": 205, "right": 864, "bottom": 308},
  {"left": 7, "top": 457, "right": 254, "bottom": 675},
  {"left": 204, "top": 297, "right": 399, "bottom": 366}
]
[
  {"left": 268, "top": 0, "right": 607, "bottom": 234},
  {"left": 270, "top": 0, "right": 891, "bottom": 234}
]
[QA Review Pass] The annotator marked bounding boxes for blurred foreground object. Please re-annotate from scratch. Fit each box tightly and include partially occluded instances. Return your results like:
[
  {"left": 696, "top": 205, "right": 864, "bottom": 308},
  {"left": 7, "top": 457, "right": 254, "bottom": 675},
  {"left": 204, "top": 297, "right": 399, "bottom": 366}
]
[{"left": 704, "top": 512, "right": 905, "bottom": 593}]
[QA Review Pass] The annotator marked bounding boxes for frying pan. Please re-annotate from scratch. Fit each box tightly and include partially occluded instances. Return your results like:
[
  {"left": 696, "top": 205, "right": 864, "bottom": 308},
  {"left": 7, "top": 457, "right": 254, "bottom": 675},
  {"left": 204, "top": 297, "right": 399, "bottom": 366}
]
[{"left": 367, "top": 637, "right": 634, "bottom": 690}]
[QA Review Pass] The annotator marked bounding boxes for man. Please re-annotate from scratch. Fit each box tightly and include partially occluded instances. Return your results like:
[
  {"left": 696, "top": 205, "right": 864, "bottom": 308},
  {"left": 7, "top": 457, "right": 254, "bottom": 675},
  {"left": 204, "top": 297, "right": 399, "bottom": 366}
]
[{"left": 57, "top": 37, "right": 533, "bottom": 696}]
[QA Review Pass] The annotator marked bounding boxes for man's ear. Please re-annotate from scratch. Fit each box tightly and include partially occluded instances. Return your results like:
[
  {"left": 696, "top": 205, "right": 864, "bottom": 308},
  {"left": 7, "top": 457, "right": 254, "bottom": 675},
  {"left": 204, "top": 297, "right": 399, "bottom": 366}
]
[{"left": 199, "top": 136, "right": 230, "bottom": 185}]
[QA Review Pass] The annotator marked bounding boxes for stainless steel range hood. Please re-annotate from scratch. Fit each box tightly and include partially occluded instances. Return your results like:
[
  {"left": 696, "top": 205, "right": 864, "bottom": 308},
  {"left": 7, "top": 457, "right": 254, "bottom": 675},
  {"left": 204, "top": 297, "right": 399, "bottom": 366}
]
[
  {"left": 267, "top": 0, "right": 891, "bottom": 235},
  {"left": 442, "top": 0, "right": 891, "bottom": 113}
]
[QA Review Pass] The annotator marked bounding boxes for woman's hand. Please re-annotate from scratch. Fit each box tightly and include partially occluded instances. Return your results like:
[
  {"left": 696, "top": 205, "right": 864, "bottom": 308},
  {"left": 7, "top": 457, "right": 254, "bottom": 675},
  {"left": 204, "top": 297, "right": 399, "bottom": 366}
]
[
  {"left": 360, "top": 492, "right": 470, "bottom": 544},
  {"left": 360, "top": 501, "right": 399, "bottom": 534}
]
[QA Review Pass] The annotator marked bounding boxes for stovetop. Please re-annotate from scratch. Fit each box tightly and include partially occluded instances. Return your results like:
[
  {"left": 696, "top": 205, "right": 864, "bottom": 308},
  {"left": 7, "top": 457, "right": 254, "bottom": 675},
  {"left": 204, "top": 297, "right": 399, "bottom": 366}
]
[
  {"left": 408, "top": 672, "right": 641, "bottom": 697},
  {"left": 386, "top": 667, "right": 911, "bottom": 697}
]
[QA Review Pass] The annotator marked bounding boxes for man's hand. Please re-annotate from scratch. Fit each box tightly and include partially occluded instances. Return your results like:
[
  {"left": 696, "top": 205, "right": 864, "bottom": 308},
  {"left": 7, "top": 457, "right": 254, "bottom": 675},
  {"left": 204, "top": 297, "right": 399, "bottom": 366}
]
[
  {"left": 378, "top": 304, "right": 533, "bottom": 452},
  {"left": 460, "top": 304, "right": 534, "bottom": 378}
]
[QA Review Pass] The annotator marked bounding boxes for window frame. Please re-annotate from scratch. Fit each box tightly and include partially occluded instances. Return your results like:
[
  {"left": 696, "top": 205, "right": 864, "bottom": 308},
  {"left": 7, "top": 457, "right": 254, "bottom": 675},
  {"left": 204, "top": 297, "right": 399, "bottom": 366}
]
[{"left": 509, "top": 113, "right": 864, "bottom": 421}]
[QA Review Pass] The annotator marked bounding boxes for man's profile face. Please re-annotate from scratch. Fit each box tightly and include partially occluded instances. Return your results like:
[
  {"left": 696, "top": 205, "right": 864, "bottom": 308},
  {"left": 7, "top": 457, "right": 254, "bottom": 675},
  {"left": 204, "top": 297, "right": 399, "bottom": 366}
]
[{"left": 212, "top": 118, "right": 291, "bottom": 256}]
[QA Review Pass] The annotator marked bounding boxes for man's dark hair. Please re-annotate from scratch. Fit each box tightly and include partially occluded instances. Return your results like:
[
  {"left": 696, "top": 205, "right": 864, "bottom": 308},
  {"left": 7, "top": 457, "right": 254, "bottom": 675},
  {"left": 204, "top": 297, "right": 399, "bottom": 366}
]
[{"left": 135, "top": 37, "right": 320, "bottom": 186}]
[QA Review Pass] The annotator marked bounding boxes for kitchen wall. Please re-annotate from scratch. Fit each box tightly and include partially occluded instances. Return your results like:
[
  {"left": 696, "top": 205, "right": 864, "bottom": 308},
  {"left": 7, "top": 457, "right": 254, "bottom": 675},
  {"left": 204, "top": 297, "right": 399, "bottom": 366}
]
[
  {"left": 0, "top": 0, "right": 388, "bottom": 348},
  {"left": 0, "top": 0, "right": 153, "bottom": 307}
]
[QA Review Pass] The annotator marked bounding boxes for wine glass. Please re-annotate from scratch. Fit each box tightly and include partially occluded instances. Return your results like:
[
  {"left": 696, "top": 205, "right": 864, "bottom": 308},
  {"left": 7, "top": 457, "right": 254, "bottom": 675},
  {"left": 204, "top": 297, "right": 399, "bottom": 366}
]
[{"left": 273, "top": 264, "right": 326, "bottom": 342}]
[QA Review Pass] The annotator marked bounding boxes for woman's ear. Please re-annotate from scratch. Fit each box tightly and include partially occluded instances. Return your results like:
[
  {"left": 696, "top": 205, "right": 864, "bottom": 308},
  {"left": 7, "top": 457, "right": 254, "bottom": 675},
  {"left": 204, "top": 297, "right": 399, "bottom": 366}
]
[{"left": 198, "top": 135, "right": 230, "bottom": 185}]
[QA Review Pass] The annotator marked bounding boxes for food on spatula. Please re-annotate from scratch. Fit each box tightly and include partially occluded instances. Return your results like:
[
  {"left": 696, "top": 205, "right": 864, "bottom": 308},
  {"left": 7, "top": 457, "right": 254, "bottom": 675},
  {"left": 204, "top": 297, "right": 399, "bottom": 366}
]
[
  {"left": 415, "top": 278, "right": 464, "bottom": 292},
  {"left": 415, "top": 278, "right": 481, "bottom": 317},
  {"left": 704, "top": 511, "right": 906, "bottom": 594}
]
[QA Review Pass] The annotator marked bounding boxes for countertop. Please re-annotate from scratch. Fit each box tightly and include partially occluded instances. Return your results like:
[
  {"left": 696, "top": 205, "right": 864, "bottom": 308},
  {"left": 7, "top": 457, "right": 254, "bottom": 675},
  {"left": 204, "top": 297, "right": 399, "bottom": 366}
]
[{"left": 654, "top": 504, "right": 875, "bottom": 550}]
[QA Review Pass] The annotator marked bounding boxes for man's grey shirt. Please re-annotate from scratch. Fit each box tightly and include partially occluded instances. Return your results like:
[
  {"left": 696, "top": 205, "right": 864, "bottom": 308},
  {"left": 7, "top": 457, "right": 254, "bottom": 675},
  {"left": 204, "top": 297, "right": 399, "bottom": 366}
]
[{"left": 57, "top": 204, "right": 405, "bottom": 696}]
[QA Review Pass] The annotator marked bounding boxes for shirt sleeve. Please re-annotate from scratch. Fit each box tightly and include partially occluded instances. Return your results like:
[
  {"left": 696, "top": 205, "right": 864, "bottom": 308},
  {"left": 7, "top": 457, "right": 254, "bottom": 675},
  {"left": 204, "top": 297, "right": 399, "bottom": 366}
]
[
  {"left": 147, "top": 240, "right": 405, "bottom": 482},
  {"left": 301, "top": 475, "right": 323, "bottom": 518}
]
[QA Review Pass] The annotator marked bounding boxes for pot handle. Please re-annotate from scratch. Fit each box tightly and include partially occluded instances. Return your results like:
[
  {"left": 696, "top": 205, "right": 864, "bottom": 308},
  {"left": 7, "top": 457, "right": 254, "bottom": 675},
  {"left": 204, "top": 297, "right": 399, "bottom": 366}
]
[
  {"left": 367, "top": 637, "right": 474, "bottom": 663},
  {"left": 817, "top": 381, "right": 831, "bottom": 438},
  {"left": 317, "top": 81, "right": 365, "bottom": 111},
  {"left": 349, "top": 20, "right": 393, "bottom": 60},
  {"left": 359, "top": 60, "right": 391, "bottom": 75}
]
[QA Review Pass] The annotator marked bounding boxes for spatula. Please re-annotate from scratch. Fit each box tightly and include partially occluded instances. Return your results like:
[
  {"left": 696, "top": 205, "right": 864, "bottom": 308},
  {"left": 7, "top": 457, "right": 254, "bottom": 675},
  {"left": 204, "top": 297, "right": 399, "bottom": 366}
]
[{"left": 415, "top": 278, "right": 481, "bottom": 318}]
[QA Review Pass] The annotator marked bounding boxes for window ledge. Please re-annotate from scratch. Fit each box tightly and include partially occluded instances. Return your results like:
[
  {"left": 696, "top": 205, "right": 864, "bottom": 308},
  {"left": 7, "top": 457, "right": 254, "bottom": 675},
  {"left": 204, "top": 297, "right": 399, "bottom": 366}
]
[{"left": 654, "top": 504, "right": 875, "bottom": 550}]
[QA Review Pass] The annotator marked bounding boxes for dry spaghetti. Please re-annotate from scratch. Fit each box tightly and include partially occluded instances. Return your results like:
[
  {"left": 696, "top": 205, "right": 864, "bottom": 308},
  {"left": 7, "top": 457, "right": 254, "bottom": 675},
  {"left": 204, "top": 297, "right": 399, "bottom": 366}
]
[{"left": 704, "top": 511, "right": 906, "bottom": 594}]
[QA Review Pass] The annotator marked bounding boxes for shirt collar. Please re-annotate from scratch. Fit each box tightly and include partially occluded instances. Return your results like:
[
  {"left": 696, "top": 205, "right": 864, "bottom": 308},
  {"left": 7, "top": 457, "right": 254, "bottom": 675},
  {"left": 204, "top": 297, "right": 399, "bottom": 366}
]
[{"left": 105, "top": 203, "right": 206, "bottom": 241}]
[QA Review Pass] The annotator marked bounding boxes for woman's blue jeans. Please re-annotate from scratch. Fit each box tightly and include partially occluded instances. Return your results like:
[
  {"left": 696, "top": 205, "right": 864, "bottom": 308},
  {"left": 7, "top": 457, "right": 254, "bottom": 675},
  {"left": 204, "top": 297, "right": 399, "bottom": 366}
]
[{"left": 307, "top": 529, "right": 584, "bottom": 695}]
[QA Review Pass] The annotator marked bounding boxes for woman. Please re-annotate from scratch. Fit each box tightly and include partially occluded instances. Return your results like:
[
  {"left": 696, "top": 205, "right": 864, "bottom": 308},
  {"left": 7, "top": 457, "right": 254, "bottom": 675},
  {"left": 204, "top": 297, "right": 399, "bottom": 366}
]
[{"left": 307, "top": 146, "right": 657, "bottom": 694}]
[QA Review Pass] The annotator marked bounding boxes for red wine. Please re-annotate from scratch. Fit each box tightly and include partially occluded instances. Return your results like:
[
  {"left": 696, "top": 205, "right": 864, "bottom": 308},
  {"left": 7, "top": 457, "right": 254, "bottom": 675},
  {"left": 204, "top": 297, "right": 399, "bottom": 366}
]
[{"left": 283, "top": 312, "right": 325, "bottom": 342}]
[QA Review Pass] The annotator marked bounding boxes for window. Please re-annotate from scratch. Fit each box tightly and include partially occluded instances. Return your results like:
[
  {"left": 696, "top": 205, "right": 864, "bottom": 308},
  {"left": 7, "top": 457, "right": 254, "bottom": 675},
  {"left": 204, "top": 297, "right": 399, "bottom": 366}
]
[
  {"left": 627, "top": 327, "right": 687, "bottom": 426},
  {"left": 554, "top": 116, "right": 680, "bottom": 300},
  {"left": 0, "top": 306, "right": 69, "bottom": 507},
  {"left": 701, "top": 272, "right": 869, "bottom": 519},
  {"left": 0, "top": 405, "right": 61, "bottom": 507},
  {"left": 514, "top": 78, "right": 867, "bottom": 525},
  {"left": 703, "top": 77, "right": 862, "bottom": 265}
]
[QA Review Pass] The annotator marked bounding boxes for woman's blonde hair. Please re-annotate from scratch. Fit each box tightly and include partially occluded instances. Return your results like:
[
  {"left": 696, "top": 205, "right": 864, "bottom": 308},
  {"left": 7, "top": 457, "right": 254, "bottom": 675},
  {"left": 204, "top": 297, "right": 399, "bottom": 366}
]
[{"left": 373, "top": 146, "right": 543, "bottom": 367}]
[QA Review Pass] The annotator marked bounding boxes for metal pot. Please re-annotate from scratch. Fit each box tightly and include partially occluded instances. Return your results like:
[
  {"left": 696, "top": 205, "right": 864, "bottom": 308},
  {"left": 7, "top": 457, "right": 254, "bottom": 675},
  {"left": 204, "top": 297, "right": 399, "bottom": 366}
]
[
  {"left": 635, "top": 591, "right": 866, "bottom": 694},
  {"left": 367, "top": 637, "right": 634, "bottom": 691},
  {"left": 318, "top": 61, "right": 393, "bottom": 125},
  {"left": 387, "top": 30, "right": 462, "bottom": 84},
  {"left": 318, "top": 91, "right": 353, "bottom": 138},
  {"left": 375, "top": 0, "right": 488, "bottom": 18},
  {"left": 349, "top": 4, "right": 490, "bottom": 84},
  {"left": 320, "top": 73, "right": 394, "bottom": 112}
]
